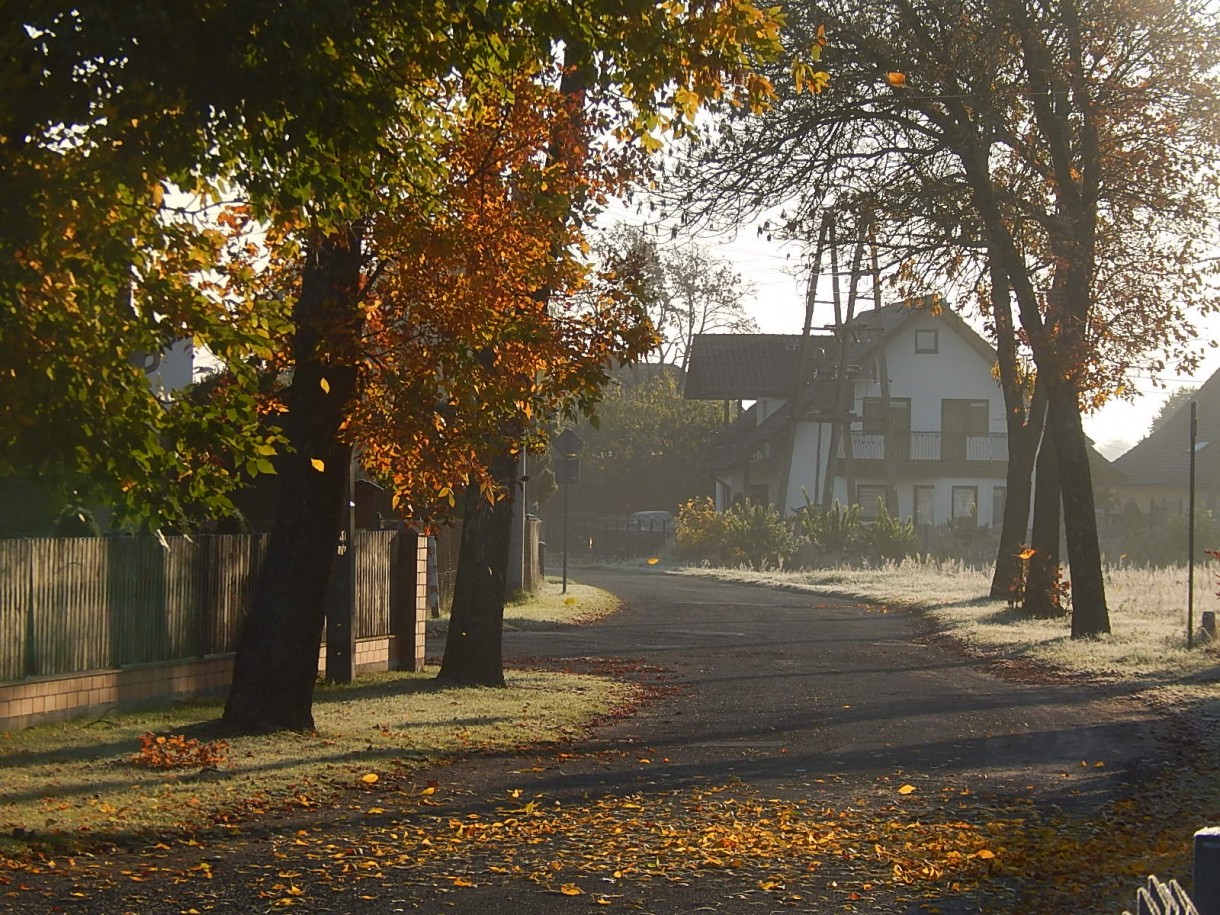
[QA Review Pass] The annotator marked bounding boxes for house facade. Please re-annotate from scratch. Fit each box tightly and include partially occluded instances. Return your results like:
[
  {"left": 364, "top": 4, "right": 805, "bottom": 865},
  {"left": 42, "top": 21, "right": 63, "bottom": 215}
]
[
  {"left": 684, "top": 303, "right": 1010, "bottom": 528},
  {"left": 1110, "top": 369, "right": 1220, "bottom": 517}
]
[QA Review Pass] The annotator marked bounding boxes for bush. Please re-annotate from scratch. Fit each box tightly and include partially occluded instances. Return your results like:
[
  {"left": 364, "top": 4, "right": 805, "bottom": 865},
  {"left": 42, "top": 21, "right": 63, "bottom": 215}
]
[
  {"left": 675, "top": 497, "right": 735, "bottom": 564},
  {"left": 792, "top": 499, "right": 866, "bottom": 556},
  {"left": 864, "top": 504, "right": 918, "bottom": 561},
  {"left": 676, "top": 497, "right": 798, "bottom": 570}
]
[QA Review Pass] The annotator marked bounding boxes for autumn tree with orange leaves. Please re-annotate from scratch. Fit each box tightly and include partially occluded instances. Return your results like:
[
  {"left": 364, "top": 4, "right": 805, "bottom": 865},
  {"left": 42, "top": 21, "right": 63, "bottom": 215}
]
[{"left": 221, "top": 4, "right": 786, "bottom": 731}]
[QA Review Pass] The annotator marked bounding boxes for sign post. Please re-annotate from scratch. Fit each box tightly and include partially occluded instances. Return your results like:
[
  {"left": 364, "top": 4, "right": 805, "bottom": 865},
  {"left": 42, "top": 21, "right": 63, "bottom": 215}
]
[{"left": 553, "top": 429, "right": 584, "bottom": 595}]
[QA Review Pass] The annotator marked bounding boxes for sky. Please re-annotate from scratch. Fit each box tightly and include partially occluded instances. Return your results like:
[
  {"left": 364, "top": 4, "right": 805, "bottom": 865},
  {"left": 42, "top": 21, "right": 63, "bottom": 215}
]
[{"left": 605, "top": 203, "right": 1220, "bottom": 461}]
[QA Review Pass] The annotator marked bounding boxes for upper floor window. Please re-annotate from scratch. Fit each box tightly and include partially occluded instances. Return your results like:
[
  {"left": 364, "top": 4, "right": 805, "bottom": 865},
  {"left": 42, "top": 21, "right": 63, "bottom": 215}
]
[{"left": 914, "top": 329, "right": 939, "bottom": 353}]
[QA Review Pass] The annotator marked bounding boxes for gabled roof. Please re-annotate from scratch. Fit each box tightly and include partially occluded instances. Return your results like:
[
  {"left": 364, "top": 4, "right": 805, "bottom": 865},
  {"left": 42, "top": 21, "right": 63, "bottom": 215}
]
[
  {"left": 684, "top": 301, "right": 996, "bottom": 401},
  {"left": 683, "top": 334, "right": 833, "bottom": 400},
  {"left": 1112, "top": 370, "right": 1220, "bottom": 488},
  {"left": 845, "top": 301, "right": 998, "bottom": 367}
]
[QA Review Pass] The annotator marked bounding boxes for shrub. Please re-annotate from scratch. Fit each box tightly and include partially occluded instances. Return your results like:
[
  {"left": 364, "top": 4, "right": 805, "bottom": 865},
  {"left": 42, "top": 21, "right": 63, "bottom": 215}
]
[
  {"left": 723, "top": 499, "right": 799, "bottom": 570},
  {"left": 675, "top": 497, "right": 798, "bottom": 569},
  {"left": 863, "top": 503, "right": 918, "bottom": 561},
  {"left": 675, "top": 497, "right": 735, "bottom": 564},
  {"left": 792, "top": 498, "right": 865, "bottom": 556}
]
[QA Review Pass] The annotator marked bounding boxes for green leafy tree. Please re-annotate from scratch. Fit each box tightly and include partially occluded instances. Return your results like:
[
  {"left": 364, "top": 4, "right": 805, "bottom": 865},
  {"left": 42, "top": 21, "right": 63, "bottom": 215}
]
[{"left": 569, "top": 366, "right": 724, "bottom": 516}]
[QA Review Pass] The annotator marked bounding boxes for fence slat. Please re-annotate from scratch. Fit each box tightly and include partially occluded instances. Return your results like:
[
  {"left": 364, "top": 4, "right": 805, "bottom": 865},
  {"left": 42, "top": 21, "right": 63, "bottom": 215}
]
[{"left": 0, "top": 541, "right": 31, "bottom": 680}]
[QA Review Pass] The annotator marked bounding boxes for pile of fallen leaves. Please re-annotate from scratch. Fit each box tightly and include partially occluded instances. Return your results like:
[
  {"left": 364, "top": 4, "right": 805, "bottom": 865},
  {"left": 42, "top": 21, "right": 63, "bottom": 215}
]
[{"left": 128, "top": 733, "right": 228, "bottom": 770}]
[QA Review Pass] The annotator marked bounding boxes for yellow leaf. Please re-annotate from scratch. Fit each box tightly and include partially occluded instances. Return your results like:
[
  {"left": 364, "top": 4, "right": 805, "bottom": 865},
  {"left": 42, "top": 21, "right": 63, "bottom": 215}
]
[
  {"left": 420, "top": 786, "right": 437, "bottom": 796},
  {"left": 647, "top": 557, "right": 660, "bottom": 565},
  {"left": 886, "top": 71, "right": 907, "bottom": 87},
  {"left": 509, "top": 789, "right": 522, "bottom": 798},
  {"left": 897, "top": 784, "right": 916, "bottom": 795},
  {"left": 367, "top": 807, "right": 385, "bottom": 814},
  {"left": 310, "top": 458, "right": 325, "bottom": 472},
  {"left": 286, "top": 886, "right": 304, "bottom": 897},
  {"left": 1018, "top": 548, "right": 1037, "bottom": 560},
  {"left": 319, "top": 377, "right": 330, "bottom": 394},
  {"left": 361, "top": 773, "right": 379, "bottom": 784},
  {"left": 453, "top": 877, "right": 475, "bottom": 887},
  {"left": 595, "top": 898, "right": 612, "bottom": 906},
  {"left": 559, "top": 883, "right": 584, "bottom": 896},
  {"left": 975, "top": 849, "right": 996, "bottom": 860}
]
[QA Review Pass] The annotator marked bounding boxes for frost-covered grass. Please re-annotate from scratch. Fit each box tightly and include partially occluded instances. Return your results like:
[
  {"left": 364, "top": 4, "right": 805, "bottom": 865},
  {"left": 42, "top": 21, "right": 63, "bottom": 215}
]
[{"left": 676, "top": 559, "right": 1220, "bottom": 696}]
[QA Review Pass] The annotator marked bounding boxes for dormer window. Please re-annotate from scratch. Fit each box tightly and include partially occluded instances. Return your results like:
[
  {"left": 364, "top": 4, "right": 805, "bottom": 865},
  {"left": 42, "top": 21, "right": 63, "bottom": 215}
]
[{"left": 915, "top": 329, "right": 939, "bottom": 353}]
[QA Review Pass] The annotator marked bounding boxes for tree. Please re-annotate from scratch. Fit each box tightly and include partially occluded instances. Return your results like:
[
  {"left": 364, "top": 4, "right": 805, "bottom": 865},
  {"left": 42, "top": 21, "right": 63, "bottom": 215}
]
[
  {"left": 668, "top": 0, "right": 1220, "bottom": 637},
  {"left": 222, "top": 4, "right": 783, "bottom": 726},
  {"left": 7, "top": 1, "right": 783, "bottom": 728},
  {"left": 567, "top": 366, "right": 724, "bottom": 515},
  {"left": 598, "top": 225, "right": 759, "bottom": 372},
  {"left": 1148, "top": 386, "right": 1198, "bottom": 437}
]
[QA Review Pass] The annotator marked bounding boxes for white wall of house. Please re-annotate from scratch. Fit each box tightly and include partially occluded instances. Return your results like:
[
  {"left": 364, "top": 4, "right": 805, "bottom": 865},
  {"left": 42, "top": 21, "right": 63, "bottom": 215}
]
[
  {"left": 779, "top": 316, "right": 1007, "bottom": 525},
  {"left": 142, "top": 339, "right": 221, "bottom": 400},
  {"left": 853, "top": 315, "right": 1005, "bottom": 434}
]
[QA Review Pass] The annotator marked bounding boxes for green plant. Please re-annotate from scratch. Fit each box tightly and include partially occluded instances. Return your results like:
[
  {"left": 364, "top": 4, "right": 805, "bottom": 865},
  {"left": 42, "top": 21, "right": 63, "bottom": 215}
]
[
  {"left": 675, "top": 497, "right": 735, "bottom": 564},
  {"left": 861, "top": 501, "right": 918, "bottom": 561},
  {"left": 792, "top": 497, "right": 865, "bottom": 555},
  {"left": 722, "top": 499, "right": 798, "bottom": 570}
]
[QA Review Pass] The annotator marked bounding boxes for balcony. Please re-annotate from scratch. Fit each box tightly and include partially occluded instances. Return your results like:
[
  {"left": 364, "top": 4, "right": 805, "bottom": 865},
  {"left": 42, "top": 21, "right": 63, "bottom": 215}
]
[{"left": 840, "top": 431, "right": 1009, "bottom": 463}]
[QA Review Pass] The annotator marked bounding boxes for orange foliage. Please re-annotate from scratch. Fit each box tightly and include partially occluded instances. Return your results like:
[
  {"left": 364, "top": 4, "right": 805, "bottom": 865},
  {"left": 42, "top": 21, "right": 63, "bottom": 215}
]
[{"left": 348, "top": 72, "right": 659, "bottom": 517}]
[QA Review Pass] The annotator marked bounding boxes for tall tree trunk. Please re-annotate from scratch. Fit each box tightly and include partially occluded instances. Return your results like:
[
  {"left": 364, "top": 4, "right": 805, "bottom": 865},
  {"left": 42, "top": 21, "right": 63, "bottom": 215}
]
[
  {"left": 989, "top": 258, "right": 1039, "bottom": 598},
  {"left": 991, "top": 388, "right": 1044, "bottom": 599},
  {"left": 1022, "top": 420, "right": 1063, "bottom": 617},
  {"left": 223, "top": 225, "right": 364, "bottom": 733},
  {"left": 1048, "top": 378, "right": 1111, "bottom": 636},
  {"left": 437, "top": 451, "right": 518, "bottom": 686}
]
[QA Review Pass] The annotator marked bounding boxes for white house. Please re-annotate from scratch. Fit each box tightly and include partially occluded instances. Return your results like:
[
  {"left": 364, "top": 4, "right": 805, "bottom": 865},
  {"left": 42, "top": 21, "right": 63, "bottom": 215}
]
[
  {"left": 684, "top": 302, "right": 1010, "bottom": 528},
  {"left": 133, "top": 338, "right": 221, "bottom": 400}
]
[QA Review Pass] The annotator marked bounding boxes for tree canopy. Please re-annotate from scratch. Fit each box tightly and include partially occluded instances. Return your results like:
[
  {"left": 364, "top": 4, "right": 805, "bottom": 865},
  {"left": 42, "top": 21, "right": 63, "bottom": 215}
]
[{"left": 667, "top": 0, "right": 1220, "bottom": 637}]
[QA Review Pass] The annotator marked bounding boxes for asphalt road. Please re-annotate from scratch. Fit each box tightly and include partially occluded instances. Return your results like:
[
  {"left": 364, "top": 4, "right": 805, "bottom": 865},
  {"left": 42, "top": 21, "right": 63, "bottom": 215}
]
[{"left": 6, "top": 567, "right": 1163, "bottom": 914}]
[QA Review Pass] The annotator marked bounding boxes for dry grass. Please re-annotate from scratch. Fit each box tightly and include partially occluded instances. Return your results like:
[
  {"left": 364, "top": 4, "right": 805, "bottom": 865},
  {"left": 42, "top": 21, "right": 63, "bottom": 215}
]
[
  {"left": 0, "top": 581, "right": 629, "bottom": 853},
  {"left": 426, "top": 578, "right": 620, "bottom": 634},
  {"left": 677, "top": 559, "right": 1220, "bottom": 696}
]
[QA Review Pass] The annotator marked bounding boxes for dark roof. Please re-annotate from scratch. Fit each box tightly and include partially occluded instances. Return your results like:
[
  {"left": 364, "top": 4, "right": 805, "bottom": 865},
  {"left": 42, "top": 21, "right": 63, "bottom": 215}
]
[
  {"left": 1112, "top": 370, "right": 1220, "bottom": 488},
  {"left": 683, "top": 334, "right": 833, "bottom": 400}
]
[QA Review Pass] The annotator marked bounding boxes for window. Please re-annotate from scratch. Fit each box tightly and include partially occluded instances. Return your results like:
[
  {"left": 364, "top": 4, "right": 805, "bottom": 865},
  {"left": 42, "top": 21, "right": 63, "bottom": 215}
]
[
  {"left": 915, "top": 329, "right": 939, "bottom": 353},
  {"left": 951, "top": 486, "right": 978, "bottom": 525},
  {"left": 857, "top": 484, "right": 888, "bottom": 520},
  {"left": 862, "top": 397, "right": 912, "bottom": 461},
  {"left": 746, "top": 483, "right": 770, "bottom": 506},
  {"left": 942, "top": 399, "right": 990, "bottom": 461},
  {"left": 914, "top": 485, "right": 936, "bottom": 526},
  {"left": 861, "top": 397, "right": 912, "bottom": 434}
]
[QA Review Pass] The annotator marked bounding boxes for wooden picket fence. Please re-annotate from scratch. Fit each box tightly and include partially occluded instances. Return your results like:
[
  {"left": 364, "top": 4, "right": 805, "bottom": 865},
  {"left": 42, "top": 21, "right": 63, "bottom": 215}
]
[{"left": 0, "top": 532, "right": 400, "bottom": 683}]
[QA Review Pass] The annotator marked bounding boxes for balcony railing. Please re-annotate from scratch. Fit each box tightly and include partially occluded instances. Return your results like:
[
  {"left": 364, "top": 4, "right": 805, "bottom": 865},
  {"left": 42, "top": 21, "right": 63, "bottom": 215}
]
[{"left": 840, "top": 431, "right": 1008, "bottom": 463}]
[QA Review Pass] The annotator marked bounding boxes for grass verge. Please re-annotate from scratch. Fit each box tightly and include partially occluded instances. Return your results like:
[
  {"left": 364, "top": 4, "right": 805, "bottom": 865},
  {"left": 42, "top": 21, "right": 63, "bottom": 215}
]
[{"left": 0, "top": 580, "right": 629, "bottom": 856}]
